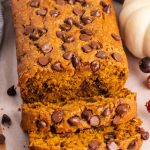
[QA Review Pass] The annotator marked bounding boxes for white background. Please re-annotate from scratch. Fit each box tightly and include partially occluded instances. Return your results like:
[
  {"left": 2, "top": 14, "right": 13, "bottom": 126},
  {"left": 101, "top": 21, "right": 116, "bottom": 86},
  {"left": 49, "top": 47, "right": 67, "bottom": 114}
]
[{"left": 0, "top": 1, "right": 149, "bottom": 150}]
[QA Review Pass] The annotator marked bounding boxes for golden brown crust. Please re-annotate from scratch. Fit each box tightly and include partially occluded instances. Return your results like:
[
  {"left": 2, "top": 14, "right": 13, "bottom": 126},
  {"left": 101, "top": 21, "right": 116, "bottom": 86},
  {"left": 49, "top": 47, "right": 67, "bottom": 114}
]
[
  {"left": 21, "top": 89, "right": 137, "bottom": 133},
  {"left": 11, "top": 0, "right": 128, "bottom": 103}
]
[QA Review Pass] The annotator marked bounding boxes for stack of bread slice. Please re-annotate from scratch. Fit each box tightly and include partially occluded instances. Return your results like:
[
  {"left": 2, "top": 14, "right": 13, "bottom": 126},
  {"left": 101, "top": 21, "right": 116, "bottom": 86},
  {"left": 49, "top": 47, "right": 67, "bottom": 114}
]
[{"left": 11, "top": 0, "right": 149, "bottom": 149}]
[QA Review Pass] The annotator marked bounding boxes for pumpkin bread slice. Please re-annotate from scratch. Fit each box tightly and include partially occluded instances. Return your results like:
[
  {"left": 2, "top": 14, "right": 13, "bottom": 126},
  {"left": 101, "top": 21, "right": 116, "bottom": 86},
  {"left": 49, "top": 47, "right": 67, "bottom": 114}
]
[{"left": 21, "top": 88, "right": 137, "bottom": 134}]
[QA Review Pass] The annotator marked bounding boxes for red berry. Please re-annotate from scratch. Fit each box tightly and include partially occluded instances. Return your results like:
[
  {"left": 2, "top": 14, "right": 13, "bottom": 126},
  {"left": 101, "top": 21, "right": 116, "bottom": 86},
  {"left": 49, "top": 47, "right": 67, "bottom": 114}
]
[
  {"left": 146, "top": 75, "right": 150, "bottom": 89},
  {"left": 146, "top": 100, "right": 150, "bottom": 113}
]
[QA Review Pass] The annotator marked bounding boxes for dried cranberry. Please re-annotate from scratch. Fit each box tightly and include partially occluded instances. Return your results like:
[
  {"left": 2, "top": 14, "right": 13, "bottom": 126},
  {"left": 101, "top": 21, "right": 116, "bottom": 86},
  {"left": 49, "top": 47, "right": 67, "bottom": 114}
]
[{"left": 146, "top": 100, "right": 150, "bottom": 113}]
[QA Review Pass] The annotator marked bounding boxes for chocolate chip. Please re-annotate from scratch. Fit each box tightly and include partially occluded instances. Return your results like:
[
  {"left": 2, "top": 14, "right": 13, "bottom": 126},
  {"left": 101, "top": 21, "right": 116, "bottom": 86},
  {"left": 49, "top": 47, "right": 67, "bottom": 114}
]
[
  {"left": 107, "top": 141, "right": 118, "bottom": 150},
  {"left": 61, "top": 44, "right": 67, "bottom": 51},
  {"left": 81, "top": 109, "right": 93, "bottom": 121},
  {"left": 74, "top": 21, "right": 84, "bottom": 29},
  {"left": 90, "top": 61, "right": 100, "bottom": 72},
  {"left": 82, "top": 2, "right": 91, "bottom": 7},
  {"left": 81, "top": 17, "right": 94, "bottom": 25},
  {"left": 56, "top": 31, "right": 65, "bottom": 40},
  {"left": 111, "top": 52, "right": 122, "bottom": 62},
  {"left": 102, "top": 108, "right": 111, "bottom": 116},
  {"left": 68, "top": 116, "right": 81, "bottom": 126},
  {"left": 60, "top": 24, "right": 71, "bottom": 31},
  {"left": 24, "top": 25, "right": 34, "bottom": 35},
  {"left": 7, "top": 85, "right": 17, "bottom": 96},
  {"left": 29, "top": 33, "right": 39, "bottom": 41},
  {"left": 111, "top": 33, "right": 121, "bottom": 41},
  {"left": 105, "top": 132, "right": 116, "bottom": 140},
  {"left": 71, "top": 56, "right": 81, "bottom": 68},
  {"left": 63, "top": 52, "right": 74, "bottom": 60},
  {"left": 37, "top": 28, "right": 47, "bottom": 36},
  {"left": 127, "top": 140, "right": 137, "bottom": 150},
  {"left": 112, "top": 115, "right": 121, "bottom": 124},
  {"left": 64, "top": 35, "right": 75, "bottom": 43},
  {"left": 88, "top": 140, "right": 100, "bottom": 150},
  {"left": 51, "top": 62, "right": 63, "bottom": 72},
  {"left": 30, "top": 0, "right": 39, "bottom": 7},
  {"left": 36, "top": 121, "right": 47, "bottom": 129},
  {"left": 116, "top": 104, "right": 129, "bottom": 115},
  {"left": 100, "top": 1, "right": 108, "bottom": 7},
  {"left": 55, "top": 0, "right": 65, "bottom": 5},
  {"left": 91, "top": 10, "right": 101, "bottom": 17},
  {"left": 67, "top": 0, "right": 76, "bottom": 5},
  {"left": 51, "top": 110, "right": 63, "bottom": 123},
  {"left": 80, "top": 29, "right": 92, "bottom": 36},
  {"left": 50, "top": 9, "right": 60, "bottom": 18},
  {"left": 36, "top": 9, "right": 47, "bottom": 16},
  {"left": 82, "top": 44, "right": 92, "bottom": 53},
  {"left": 77, "top": 0, "right": 85, "bottom": 3},
  {"left": 73, "top": 8, "right": 85, "bottom": 17},
  {"left": 1, "top": 114, "right": 12, "bottom": 126},
  {"left": 90, "top": 41, "right": 102, "bottom": 50},
  {"left": 38, "top": 56, "right": 49, "bottom": 66},
  {"left": 0, "top": 134, "right": 5, "bottom": 144},
  {"left": 89, "top": 115, "right": 100, "bottom": 127},
  {"left": 80, "top": 34, "right": 91, "bottom": 41},
  {"left": 103, "top": 5, "right": 111, "bottom": 14},
  {"left": 96, "top": 51, "right": 107, "bottom": 59},
  {"left": 41, "top": 43, "right": 52, "bottom": 53},
  {"left": 141, "top": 131, "right": 149, "bottom": 140},
  {"left": 64, "top": 17, "right": 74, "bottom": 26}
]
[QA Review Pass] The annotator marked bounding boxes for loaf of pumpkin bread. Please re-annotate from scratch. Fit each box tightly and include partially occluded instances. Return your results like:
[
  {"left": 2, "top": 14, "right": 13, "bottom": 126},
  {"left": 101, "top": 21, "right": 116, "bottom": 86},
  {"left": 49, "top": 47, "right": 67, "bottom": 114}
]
[
  {"left": 11, "top": 0, "right": 128, "bottom": 103},
  {"left": 21, "top": 88, "right": 137, "bottom": 133},
  {"left": 29, "top": 118, "right": 146, "bottom": 150}
]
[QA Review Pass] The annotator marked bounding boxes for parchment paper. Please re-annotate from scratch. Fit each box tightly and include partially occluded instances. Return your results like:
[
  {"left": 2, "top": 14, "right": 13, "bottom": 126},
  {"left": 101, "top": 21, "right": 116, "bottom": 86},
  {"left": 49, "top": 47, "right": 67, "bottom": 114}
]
[{"left": 0, "top": 1, "right": 149, "bottom": 150}]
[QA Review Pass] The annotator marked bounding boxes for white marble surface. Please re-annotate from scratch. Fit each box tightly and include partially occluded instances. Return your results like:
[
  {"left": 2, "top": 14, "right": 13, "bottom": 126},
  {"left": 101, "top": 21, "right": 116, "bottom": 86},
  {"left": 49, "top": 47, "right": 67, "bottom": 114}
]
[{"left": 0, "top": 1, "right": 149, "bottom": 150}]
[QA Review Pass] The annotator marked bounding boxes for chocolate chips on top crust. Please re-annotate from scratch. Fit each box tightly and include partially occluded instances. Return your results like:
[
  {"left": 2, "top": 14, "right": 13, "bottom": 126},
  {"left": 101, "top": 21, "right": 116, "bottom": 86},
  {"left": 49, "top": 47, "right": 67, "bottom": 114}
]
[
  {"left": 95, "top": 51, "right": 107, "bottom": 59},
  {"left": 111, "top": 33, "right": 121, "bottom": 41},
  {"left": 64, "top": 17, "right": 74, "bottom": 26},
  {"left": 38, "top": 56, "right": 50, "bottom": 66},
  {"left": 90, "top": 61, "right": 100, "bottom": 72},
  {"left": 111, "top": 52, "right": 122, "bottom": 62},
  {"left": 30, "top": 0, "right": 40, "bottom": 8},
  {"left": 51, "top": 62, "right": 64, "bottom": 72},
  {"left": 91, "top": 10, "right": 101, "bottom": 17},
  {"left": 36, "top": 9, "right": 47, "bottom": 16},
  {"left": 50, "top": 9, "right": 60, "bottom": 18},
  {"left": 63, "top": 52, "right": 75, "bottom": 60},
  {"left": 80, "top": 29, "right": 93, "bottom": 36},
  {"left": 80, "top": 34, "right": 91, "bottom": 42},
  {"left": 81, "top": 16, "right": 94, "bottom": 25},
  {"left": 100, "top": 1, "right": 111, "bottom": 14},
  {"left": 82, "top": 44, "right": 92, "bottom": 53},
  {"left": 60, "top": 24, "right": 72, "bottom": 31},
  {"left": 55, "top": 0, "right": 66, "bottom": 5},
  {"left": 73, "top": 8, "right": 85, "bottom": 17},
  {"left": 90, "top": 41, "right": 102, "bottom": 50},
  {"left": 71, "top": 55, "right": 81, "bottom": 68},
  {"left": 41, "top": 43, "right": 53, "bottom": 53}
]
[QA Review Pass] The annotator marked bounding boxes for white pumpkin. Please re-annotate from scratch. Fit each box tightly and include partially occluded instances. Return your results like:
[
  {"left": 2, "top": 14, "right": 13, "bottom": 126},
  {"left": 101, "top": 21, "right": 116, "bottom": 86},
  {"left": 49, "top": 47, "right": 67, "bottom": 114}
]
[{"left": 119, "top": 0, "right": 150, "bottom": 58}]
